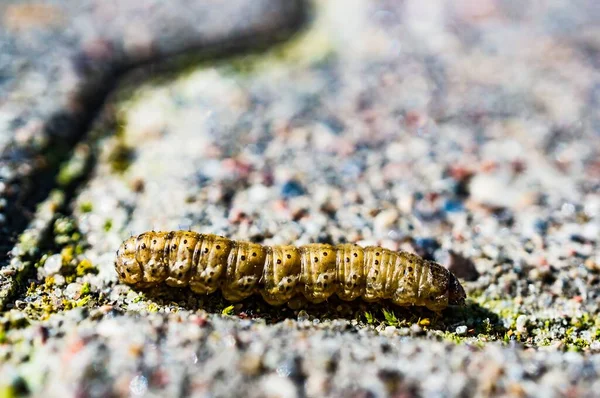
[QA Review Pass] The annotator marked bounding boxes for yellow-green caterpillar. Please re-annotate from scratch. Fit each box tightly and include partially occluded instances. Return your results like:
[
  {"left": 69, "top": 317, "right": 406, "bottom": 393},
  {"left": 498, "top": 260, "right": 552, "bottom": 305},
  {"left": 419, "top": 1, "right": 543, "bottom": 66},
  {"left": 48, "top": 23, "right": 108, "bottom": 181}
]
[{"left": 115, "top": 231, "right": 466, "bottom": 311}]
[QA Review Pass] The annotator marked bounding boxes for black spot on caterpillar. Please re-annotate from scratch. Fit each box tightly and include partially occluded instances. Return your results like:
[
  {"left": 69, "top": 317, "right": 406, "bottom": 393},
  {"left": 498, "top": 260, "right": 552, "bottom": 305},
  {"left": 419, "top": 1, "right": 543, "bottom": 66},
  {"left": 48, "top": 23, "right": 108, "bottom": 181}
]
[{"left": 115, "top": 231, "right": 466, "bottom": 311}]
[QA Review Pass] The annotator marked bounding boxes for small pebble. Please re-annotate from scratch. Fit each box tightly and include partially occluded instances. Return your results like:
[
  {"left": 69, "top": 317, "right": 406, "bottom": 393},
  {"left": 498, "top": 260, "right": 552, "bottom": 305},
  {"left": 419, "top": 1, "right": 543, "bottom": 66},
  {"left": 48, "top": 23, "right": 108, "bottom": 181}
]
[
  {"left": 43, "top": 254, "right": 63, "bottom": 275},
  {"left": 443, "top": 199, "right": 464, "bottom": 213},
  {"left": 373, "top": 208, "right": 399, "bottom": 235},
  {"left": 261, "top": 375, "right": 297, "bottom": 398},
  {"left": 297, "top": 310, "right": 309, "bottom": 322},
  {"left": 281, "top": 180, "right": 306, "bottom": 199},
  {"left": 516, "top": 315, "right": 529, "bottom": 334},
  {"left": 129, "top": 374, "right": 148, "bottom": 397},
  {"left": 410, "top": 324, "right": 424, "bottom": 335},
  {"left": 383, "top": 326, "right": 397, "bottom": 336}
]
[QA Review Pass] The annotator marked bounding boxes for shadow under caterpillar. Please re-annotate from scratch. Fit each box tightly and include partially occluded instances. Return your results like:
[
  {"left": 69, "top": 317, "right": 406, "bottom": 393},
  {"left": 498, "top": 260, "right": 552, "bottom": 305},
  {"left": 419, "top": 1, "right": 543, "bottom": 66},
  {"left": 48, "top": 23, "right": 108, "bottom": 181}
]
[{"left": 115, "top": 231, "right": 466, "bottom": 311}]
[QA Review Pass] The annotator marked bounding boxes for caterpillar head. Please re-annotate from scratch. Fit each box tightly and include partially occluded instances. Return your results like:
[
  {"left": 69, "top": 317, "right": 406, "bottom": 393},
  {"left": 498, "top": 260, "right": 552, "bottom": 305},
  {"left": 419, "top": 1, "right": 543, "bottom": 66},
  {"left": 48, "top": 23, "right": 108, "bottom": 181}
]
[
  {"left": 421, "top": 262, "right": 467, "bottom": 311},
  {"left": 447, "top": 272, "right": 466, "bottom": 306}
]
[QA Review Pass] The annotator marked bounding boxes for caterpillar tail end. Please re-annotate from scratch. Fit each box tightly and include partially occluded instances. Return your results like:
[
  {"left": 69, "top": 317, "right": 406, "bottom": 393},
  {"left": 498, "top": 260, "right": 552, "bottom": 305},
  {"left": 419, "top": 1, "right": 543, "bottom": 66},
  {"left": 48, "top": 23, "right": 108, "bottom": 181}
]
[{"left": 115, "top": 236, "right": 144, "bottom": 286}]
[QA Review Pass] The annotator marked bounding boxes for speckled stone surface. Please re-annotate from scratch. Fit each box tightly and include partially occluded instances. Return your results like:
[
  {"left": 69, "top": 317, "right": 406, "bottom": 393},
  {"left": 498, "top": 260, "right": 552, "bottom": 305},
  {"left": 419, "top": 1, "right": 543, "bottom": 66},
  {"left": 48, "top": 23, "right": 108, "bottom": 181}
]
[{"left": 1, "top": 0, "right": 600, "bottom": 397}]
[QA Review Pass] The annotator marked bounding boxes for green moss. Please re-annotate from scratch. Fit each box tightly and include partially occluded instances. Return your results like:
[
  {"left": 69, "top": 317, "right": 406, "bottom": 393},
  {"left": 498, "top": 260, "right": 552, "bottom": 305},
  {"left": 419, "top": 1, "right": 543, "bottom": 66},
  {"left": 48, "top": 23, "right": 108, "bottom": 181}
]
[
  {"left": 76, "top": 295, "right": 92, "bottom": 307},
  {"left": 56, "top": 143, "right": 91, "bottom": 187},
  {"left": 482, "top": 318, "right": 493, "bottom": 334},
  {"left": 0, "top": 311, "right": 28, "bottom": 345},
  {"left": 61, "top": 246, "right": 74, "bottom": 264},
  {"left": 565, "top": 327, "right": 575, "bottom": 337},
  {"left": 80, "top": 282, "right": 91, "bottom": 296},
  {"left": 382, "top": 308, "right": 399, "bottom": 326},
  {"left": 103, "top": 219, "right": 113, "bottom": 232},
  {"left": 44, "top": 276, "right": 55, "bottom": 288},
  {"left": 16, "top": 215, "right": 104, "bottom": 320},
  {"left": 0, "top": 382, "right": 23, "bottom": 398},
  {"left": 18, "top": 231, "right": 39, "bottom": 257},
  {"left": 223, "top": 3, "right": 333, "bottom": 77},
  {"left": 468, "top": 295, "right": 600, "bottom": 350},
  {"left": 108, "top": 140, "right": 135, "bottom": 174},
  {"left": 222, "top": 305, "right": 235, "bottom": 316},
  {"left": 132, "top": 293, "right": 145, "bottom": 303},
  {"left": 54, "top": 217, "right": 81, "bottom": 247},
  {"left": 79, "top": 201, "right": 94, "bottom": 213},
  {"left": 54, "top": 218, "right": 74, "bottom": 235},
  {"left": 35, "top": 254, "right": 49, "bottom": 269},
  {"left": 76, "top": 259, "right": 97, "bottom": 277},
  {"left": 437, "top": 331, "right": 488, "bottom": 348},
  {"left": 439, "top": 331, "right": 467, "bottom": 344},
  {"left": 25, "top": 282, "right": 36, "bottom": 296},
  {"left": 59, "top": 293, "right": 94, "bottom": 312},
  {"left": 364, "top": 311, "right": 374, "bottom": 325},
  {"left": 75, "top": 243, "right": 85, "bottom": 255},
  {"left": 571, "top": 313, "right": 598, "bottom": 329}
]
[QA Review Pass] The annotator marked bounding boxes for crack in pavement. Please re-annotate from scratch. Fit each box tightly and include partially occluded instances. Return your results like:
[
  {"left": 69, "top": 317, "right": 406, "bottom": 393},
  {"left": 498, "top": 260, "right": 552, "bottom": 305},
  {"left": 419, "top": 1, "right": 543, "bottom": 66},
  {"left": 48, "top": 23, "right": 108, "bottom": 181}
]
[{"left": 0, "top": 0, "right": 308, "bottom": 304}]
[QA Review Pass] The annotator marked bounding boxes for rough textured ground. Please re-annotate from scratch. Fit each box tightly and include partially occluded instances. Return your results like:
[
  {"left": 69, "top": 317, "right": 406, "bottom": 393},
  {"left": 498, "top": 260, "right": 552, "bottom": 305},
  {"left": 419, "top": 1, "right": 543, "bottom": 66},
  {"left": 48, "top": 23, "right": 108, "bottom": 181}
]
[{"left": 1, "top": 0, "right": 600, "bottom": 397}]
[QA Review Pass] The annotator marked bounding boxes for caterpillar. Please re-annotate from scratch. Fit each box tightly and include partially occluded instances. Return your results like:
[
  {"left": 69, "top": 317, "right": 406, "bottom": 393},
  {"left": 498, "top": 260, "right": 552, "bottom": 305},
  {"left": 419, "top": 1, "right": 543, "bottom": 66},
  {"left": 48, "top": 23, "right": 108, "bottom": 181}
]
[{"left": 115, "top": 231, "right": 466, "bottom": 311}]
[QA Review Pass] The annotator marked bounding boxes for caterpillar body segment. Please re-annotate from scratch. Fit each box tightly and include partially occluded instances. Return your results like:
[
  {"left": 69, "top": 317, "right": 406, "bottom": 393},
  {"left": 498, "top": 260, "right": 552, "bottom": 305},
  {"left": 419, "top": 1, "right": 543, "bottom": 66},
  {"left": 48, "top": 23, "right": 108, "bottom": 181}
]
[
  {"left": 115, "top": 231, "right": 466, "bottom": 311},
  {"left": 221, "top": 240, "right": 266, "bottom": 302}
]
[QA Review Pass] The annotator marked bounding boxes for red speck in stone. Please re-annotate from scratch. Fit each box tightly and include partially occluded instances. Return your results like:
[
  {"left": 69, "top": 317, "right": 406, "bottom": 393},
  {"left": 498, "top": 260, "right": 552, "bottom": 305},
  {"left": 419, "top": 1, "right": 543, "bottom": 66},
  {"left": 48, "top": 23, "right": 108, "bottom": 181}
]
[
  {"left": 238, "top": 312, "right": 248, "bottom": 319},
  {"left": 222, "top": 158, "right": 236, "bottom": 171},
  {"left": 404, "top": 110, "right": 426, "bottom": 129},
  {"left": 448, "top": 165, "right": 474, "bottom": 182},
  {"left": 236, "top": 161, "right": 253, "bottom": 178},
  {"left": 453, "top": 233, "right": 466, "bottom": 243},
  {"left": 273, "top": 199, "right": 288, "bottom": 214},
  {"left": 100, "top": 305, "right": 114, "bottom": 313},
  {"left": 150, "top": 369, "right": 169, "bottom": 388},
  {"left": 425, "top": 192, "right": 439, "bottom": 203},
  {"left": 194, "top": 316, "right": 208, "bottom": 327},
  {"left": 63, "top": 338, "right": 85, "bottom": 362},
  {"left": 222, "top": 158, "right": 253, "bottom": 179},
  {"left": 538, "top": 257, "right": 548, "bottom": 266},
  {"left": 587, "top": 160, "right": 600, "bottom": 178},
  {"left": 573, "top": 296, "right": 583, "bottom": 303},
  {"left": 229, "top": 208, "right": 248, "bottom": 224},
  {"left": 565, "top": 386, "right": 582, "bottom": 398},
  {"left": 480, "top": 160, "right": 497, "bottom": 173}
]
